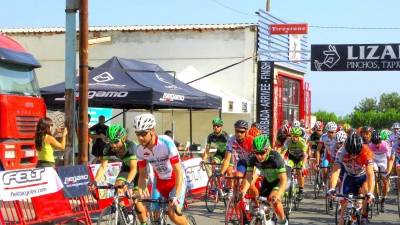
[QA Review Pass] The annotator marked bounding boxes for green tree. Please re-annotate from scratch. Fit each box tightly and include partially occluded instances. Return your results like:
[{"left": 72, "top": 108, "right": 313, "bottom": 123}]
[
  {"left": 378, "top": 92, "right": 400, "bottom": 112},
  {"left": 354, "top": 97, "right": 378, "bottom": 112},
  {"left": 313, "top": 110, "right": 338, "bottom": 124}
]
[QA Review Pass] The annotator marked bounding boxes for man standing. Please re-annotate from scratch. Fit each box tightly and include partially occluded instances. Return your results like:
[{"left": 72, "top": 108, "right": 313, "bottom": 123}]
[{"left": 89, "top": 115, "right": 108, "bottom": 163}]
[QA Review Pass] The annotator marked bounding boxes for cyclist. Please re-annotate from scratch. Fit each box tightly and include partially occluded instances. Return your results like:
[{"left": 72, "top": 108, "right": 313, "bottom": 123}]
[
  {"left": 93, "top": 124, "right": 148, "bottom": 224},
  {"left": 248, "top": 122, "right": 262, "bottom": 137},
  {"left": 316, "top": 122, "right": 337, "bottom": 190},
  {"left": 308, "top": 121, "right": 324, "bottom": 166},
  {"left": 360, "top": 126, "right": 373, "bottom": 144},
  {"left": 369, "top": 130, "right": 394, "bottom": 212},
  {"left": 389, "top": 122, "right": 400, "bottom": 146},
  {"left": 327, "top": 133, "right": 375, "bottom": 225},
  {"left": 292, "top": 120, "right": 308, "bottom": 140},
  {"left": 202, "top": 117, "right": 229, "bottom": 164},
  {"left": 282, "top": 127, "right": 308, "bottom": 200},
  {"left": 134, "top": 114, "right": 188, "bottom": 225},
  {"left": 240, "top": 135, "right": 288, "bottom": 225},
  {"left": 275, "top": 123, "right": 291, "bottom": 156}
]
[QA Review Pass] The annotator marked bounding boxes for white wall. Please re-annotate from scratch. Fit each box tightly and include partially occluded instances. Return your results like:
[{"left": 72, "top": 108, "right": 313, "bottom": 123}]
[{"left": 9, "top": 26, "right": 257, "bottom": 146}]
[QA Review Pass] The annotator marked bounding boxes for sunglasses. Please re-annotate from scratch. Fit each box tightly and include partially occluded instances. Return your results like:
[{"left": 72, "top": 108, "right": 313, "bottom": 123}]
[
  {"left": 213, "top": 125, "right": 221, "bottom": 128},
  {"left": 235, "top": 129, "right": 246, "bottom": 134},
  {"left": 317, "top": 130, "right": 323, "bottom": 132},
  {"left": 255, "top": 151, "right": 267, "bottom": 155},
  {"left": 135, "top": 130, "right": 149, "bottom": 137},
  {"left": 328, "top": 131, "right": 335, "bottom": 134}
]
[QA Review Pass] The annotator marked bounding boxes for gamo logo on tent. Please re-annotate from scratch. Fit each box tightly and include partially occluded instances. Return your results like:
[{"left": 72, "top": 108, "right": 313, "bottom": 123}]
[
  {"left": 160, "top": 93, "right": 185, "bottom": 102},
  {"left": 93, "top": 72, "right": 114, "bottom": 83},
  {"left": 88, "top": 91, "right": 128, "bottom": 99}
]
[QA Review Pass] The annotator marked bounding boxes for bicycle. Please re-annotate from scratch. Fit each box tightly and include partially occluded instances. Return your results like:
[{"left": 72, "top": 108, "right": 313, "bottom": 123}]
[
  {"left": 284, "top": 166, "right": 301, "bottom": 215},
  {"left": 373, "top": 167, "right": 385, "bottom": 215},
  {"left": 389, "top": 175, "right": 400, "bottom": 218},
  {"left": 95, "top": 183, "right": 137, "bottom": 225},
  {"left": 224, "top": 175, "right": 250, "bottom": 225},
  {"left": 137, "top": 198, "right": 197, "bottom": 225},
  {"left": 248, "top": 196, "right": 279, "bottom": 225},
  {"left": 201, "top": 162, "right": 228, "bottom": 212},
  {"left": 313, "top": 165, "right": 324, "bottom": 199},
  {"left": 333, "top": 193, "right": 365, "bottom": 225}
]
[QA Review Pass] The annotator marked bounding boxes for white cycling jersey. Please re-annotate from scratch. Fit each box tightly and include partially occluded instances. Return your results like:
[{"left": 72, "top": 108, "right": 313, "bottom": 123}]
[
  {"left": 136, "top": 135, "right": 182, "bottom": 181},
  {"left": 319, "top": 133, "right": 336, "bottom": 159}
]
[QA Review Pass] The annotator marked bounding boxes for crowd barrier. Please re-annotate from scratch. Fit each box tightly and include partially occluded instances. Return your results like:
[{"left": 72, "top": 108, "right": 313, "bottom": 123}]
[{"left": 0, "top": 157, "right": 209, "bottom": 225}]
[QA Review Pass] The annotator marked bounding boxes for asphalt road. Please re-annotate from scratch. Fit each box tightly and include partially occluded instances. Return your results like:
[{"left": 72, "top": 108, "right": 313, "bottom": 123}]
[{"left": 185, "top": 185, "right": 400, "bottom": 225}]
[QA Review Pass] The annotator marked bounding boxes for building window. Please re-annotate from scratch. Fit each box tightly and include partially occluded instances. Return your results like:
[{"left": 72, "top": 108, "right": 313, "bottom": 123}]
[
  {"left": 228, "top": 101, "right": 233, "bottom": 112},
  {"left": 282, "top": 77, "right": 300, "bottom": 123},
  {"left": 242, "top": 102, "right": 247, "bottom": 113}
]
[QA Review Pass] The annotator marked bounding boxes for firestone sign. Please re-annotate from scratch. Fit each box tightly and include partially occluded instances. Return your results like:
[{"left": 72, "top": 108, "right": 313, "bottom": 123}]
[
  {"left": 269, "top": 23, "right": 308, "bottom": 35},
  {"left": 311, "top": 44, "right": 400, "bottom": 71}
]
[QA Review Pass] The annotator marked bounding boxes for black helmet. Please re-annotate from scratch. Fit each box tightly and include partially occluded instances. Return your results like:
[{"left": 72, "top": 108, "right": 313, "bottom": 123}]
[
  {"left": 370, "top": 130, "right": 381, "bottom": 145},
  {"left": 345, "top": 132, "right": 363, "bottom": 155},
  {"left": 234, "top": 120, "right": 248, "bottom": 129}
]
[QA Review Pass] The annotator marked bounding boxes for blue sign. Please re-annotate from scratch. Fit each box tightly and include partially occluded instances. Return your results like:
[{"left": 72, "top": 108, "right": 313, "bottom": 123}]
[
  {"left": 56, "top": 165, "right": 90, "bottom": 198},
  {"left": 89, "top": 107, "right": 113, "bottom": 127}
]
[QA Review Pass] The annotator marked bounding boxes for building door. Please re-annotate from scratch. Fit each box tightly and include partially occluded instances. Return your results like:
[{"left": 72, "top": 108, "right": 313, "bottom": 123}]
[{"left": 277, "top": 75, "right": 301, "bottom": 127}]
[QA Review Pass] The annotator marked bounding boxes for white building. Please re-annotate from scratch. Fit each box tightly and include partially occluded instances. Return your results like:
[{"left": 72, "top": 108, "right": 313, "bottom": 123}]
[{"left": 2, "top": 24, "right": 259, "bottom": 145}]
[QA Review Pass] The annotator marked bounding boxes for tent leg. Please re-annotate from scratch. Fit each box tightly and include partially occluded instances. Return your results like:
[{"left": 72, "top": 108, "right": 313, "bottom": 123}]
[
  {"left": 123, "top": 109, "right": 126, "bottom": 129},
  {"left": 219, "top": 108, "right": 222, "bottom": 119},
  {"left": 189, "top": 108, "right": 193, "bottom": 145}
]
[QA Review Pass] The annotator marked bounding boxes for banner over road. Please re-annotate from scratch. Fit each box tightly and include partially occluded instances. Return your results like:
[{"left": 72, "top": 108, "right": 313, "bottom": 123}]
[{"left": 311, "top": 44, "right": 400, "bottom": 71}]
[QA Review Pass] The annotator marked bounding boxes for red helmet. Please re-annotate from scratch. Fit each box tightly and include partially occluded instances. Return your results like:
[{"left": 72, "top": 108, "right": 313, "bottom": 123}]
[{"left": 313, "top": 121, "right": 324, "bottom": 131}]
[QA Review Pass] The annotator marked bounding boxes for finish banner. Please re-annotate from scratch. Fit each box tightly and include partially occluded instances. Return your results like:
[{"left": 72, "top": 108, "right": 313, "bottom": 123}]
[
  {"left": 57, "top": 165, "right": 90, "bottom": 198},
  {"left": 0, "top": 167, "right": 63, "bottom": 201},
  {"left": 311, "top": 44, "right": 400, "bottom": 71},
  {"left": 256, "top": 61, "right": 274, "bottom": 136}
]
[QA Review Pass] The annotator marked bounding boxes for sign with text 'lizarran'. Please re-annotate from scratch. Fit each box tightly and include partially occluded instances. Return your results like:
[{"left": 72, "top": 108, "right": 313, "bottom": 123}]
[{"left": 311, "top": 44, "right": 400, "bottom": 71}]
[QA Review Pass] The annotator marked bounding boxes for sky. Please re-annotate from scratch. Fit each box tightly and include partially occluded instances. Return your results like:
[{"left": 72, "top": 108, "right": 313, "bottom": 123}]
[{"left": 1, "top": 0, "right": 399, "bottom": 116}]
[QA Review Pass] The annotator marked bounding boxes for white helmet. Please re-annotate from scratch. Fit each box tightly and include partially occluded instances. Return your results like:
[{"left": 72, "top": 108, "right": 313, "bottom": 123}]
[
  {"left": 292, "top": 120, "right": 301, "bottom": 128},
  {"left": 325, "top": 121, "right": 337, "bottom": 132},
  {"left": 335, "top": 131, "right": 347, "bottom": 143},
  {"left": 133, "top": 114, "right": 156, "bottom": 131},
  {"left": 392, "top": 122, "right": 400, "bottom": 129}
]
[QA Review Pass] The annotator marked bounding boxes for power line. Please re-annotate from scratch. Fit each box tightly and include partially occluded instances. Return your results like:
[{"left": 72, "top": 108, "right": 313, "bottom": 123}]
[
  {"left": 309, "top": 25, "right": 400, "bottom": 30},
  {"left": 209, "top": 0, "right": 256, "bottom": 17}
]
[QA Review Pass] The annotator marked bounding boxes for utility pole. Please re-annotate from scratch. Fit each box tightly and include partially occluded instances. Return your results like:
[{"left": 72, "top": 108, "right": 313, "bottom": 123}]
[
  {"left": 78, "top": 0, "right": 89, "bottom": 164},
  {"left": 65, "top": 0, "right": 78, "bottom": 166},
  {"left": 266, "top": 0, "right": 271, "bottom": 12}
]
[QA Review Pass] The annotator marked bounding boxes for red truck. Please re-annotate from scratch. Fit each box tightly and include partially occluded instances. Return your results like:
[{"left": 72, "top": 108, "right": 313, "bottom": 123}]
[{"left": 0, "top": 33, "right": 46, "bottom": 170}]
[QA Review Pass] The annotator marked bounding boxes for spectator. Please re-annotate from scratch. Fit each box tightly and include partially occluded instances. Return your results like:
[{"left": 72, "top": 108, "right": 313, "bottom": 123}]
[
  {"left": 164, "top": 130, "right": 183, "bottom": 150},
  {"left": 89, "top": 115, "right": 109, "bottom": 163},
  {"left": 35, "top": 117, "right": 68, "bottom": 168}
]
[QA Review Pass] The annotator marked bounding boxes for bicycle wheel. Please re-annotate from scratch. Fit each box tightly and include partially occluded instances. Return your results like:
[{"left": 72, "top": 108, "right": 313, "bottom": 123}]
[
  {"left": 186, "top": 214, "right": 197, "bottom": 225},
  {"left": 396, "top": 178, "right": 400, "bottom": 218},
  {"left": 97, "top": 205, "right": 136, "bottom": 225},
  {"left": 293, "top": 184, "right": 299, "bottom": 211},
  {"left": 313, "top": 170, "right": 321, "bottom": 199},
  {"left": 205, "top": 175, "right": 219, "bottom": 212},
  {"left": 334, "top": 202, "right": 341, "bottom": 225},
  {"left": 248, "top": 217, "right": 263, "bottom": 225},
  {"left": 225, "top": 197, "right": 244, "bottom": 225}
]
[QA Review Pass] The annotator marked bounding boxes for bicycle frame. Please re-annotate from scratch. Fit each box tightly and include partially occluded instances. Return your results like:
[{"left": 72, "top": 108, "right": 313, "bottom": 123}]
[{"left": 334, "top": 194, "right": 364, "bottom": 225}]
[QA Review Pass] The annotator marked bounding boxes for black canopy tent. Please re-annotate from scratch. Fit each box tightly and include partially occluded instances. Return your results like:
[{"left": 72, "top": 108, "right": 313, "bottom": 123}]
[{"left": 41, "top": 56, "right": 222, "bottom": 144}]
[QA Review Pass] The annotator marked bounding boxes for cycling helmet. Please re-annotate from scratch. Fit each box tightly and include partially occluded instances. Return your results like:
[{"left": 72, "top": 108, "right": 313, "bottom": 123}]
[
  {"left": 371, "top": 130, "right": 381, "bottom": 145},
  {"left": 380, "top": 129, "right": 391, "bottom": 141},
  {"left": 253, "top": 135, "right": 271, "bottom": 152},
  {"left": 107, "top": 124, "right": 127, "bottom": 142},
  {"left": 313, "top": 121, "right": 324, "bottom": 131},
  {"left": 392, "top": 122, "right": 400, "bottom": 129},
  {"left": 335, "top": 131, "right": 347, "bottom": 143},
  {"left": 345, "top": 132, "right": 363, "bottom": 155},
  {"left": 291, "top": 127, "right": 302, "bottom": 137},
  {"left": 133, "top": 114, "right": 156, "bottom": 132},
  {"left": 325, "top": 122, "right": 337, "bottom": 132},
  {"left": 292, "top": 120, "right": 301, "bottom": 128},
  {"left": 234, "top": 120, "right": 248, "bottom": 130},
  {"left": 282, "top": 124, "right": 291, "bottom": 136},
  {"left": 212, "top": 117, "right": 224, "bottom": 126}
]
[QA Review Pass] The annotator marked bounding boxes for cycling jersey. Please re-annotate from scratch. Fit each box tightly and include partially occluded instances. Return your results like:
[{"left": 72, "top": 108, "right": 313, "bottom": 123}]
[
  {"left": 309, "top": 132, "right": 322, "bottom": 152},
  {"left": 369, "top": 142, "right": 392, "bottom": 172},
  {"left": 334, "top": 145, "right": 374, "bottom": 177},
  {"left": 246, "top": 151, "right": 286, "bottom": 184},
  {"left": 102, "top": 140, "right": 138, "bottom": 182},
  {"left": 389, "top": 133, "right": 399, "bottom": 146},
  {"left": 319, "top": 133, "right": 336, "bottom": 161},
  {"left": 226, "top": 135, "right": 254, "bottom": 163},
  {"left": 136, "top": 135, "right": 182, "bottom": 181},
  {"left": 207, "top": 131, "right": 229, "bottom": 160}
]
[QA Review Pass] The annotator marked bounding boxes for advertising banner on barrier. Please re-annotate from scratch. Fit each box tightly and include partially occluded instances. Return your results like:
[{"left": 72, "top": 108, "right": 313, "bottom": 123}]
[
  {"left": 0, "top": 167, "right": 63, "bottom": 201},
  {"left": 256, "top": 61, "right": 274, "bottom": 137},
  {"left": 57, "top": 165, "right": 90, "bottom": 198},
  {"left": 182, "top": 157, "right": 208, "bottom": 191},
  {"left": 89, "top": 162, "right": 122, "bottom": 199},
  {"left": 311, "top": 44, "right": 400, "bottom": 71}
]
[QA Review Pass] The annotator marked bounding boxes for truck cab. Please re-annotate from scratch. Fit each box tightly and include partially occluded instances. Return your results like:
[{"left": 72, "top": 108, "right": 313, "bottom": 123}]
[{"left": 0, "top": 33, "right": 46, "bottom": 170}]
